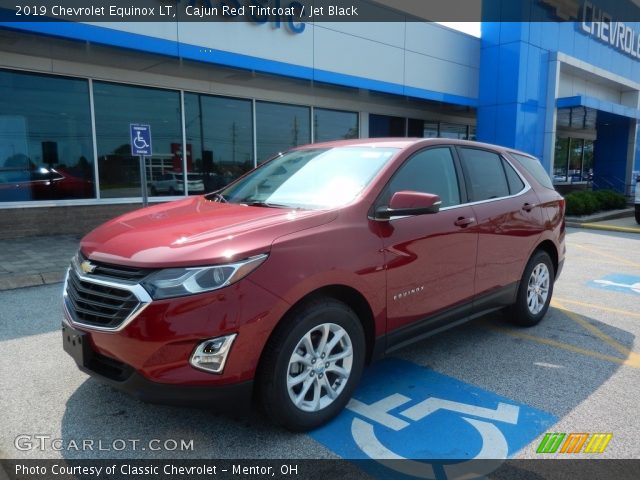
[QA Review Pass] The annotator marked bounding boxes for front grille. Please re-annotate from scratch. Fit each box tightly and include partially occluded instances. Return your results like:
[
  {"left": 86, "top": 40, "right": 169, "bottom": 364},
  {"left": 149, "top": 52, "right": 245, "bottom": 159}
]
[
  {"left": 78, "top": 252, "right": 151, "bottom": 282},
  {"left": 65, "top": 269, "right": 140, "bottom": 329}
]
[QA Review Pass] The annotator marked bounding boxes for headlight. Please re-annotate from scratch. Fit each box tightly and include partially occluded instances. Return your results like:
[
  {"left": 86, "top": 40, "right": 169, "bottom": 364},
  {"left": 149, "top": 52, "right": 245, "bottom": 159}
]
[{"left": 141, "top": 254, "right": 268, "bottom": 299}]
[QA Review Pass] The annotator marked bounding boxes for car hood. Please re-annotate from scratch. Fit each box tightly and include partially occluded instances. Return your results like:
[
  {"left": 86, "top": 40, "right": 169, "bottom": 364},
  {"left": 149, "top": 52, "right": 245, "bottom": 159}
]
[{"left": 81, "top": 196, "right": 337, "bottom": 268}]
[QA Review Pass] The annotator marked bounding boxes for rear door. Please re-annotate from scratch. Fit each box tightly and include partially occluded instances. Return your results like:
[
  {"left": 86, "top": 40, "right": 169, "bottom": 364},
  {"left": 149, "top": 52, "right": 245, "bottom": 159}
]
[
  {"left": 377, "top": 146, "right": 478, "bottom": 335},
  {"left": 456, "top": 147, "right": 545, "bottom": 305}
]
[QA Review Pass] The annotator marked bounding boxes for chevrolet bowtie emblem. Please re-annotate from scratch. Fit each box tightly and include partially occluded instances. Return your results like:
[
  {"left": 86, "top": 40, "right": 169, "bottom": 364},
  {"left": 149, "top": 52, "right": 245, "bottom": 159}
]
[{"left": 80, "top": 260, "right": 97, "bottom": 274}]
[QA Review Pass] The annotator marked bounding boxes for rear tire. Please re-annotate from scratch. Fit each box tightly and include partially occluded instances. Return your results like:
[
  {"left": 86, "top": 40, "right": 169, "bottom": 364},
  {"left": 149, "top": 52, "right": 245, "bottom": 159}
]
[
  {"left": 507, "top": 250, "right": 554, "bottom": 327},
  {"left": 258, "top": 297, "right": 365, "bottom": 431},
  {"left": 635, "top": 205, "right": 640, "bottom": 225}
]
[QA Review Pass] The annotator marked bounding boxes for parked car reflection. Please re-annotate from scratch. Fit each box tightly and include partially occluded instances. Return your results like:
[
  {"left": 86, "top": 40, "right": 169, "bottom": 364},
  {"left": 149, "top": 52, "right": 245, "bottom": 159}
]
[{"left": 0, "top": 165, "right": 94, "bottom": 201}]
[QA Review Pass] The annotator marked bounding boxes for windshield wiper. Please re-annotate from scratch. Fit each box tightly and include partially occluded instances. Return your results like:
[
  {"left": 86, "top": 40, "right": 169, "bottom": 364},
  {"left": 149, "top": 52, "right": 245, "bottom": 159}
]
[{"left": 242, "top": 201, "right": 294, "bottom": 209}]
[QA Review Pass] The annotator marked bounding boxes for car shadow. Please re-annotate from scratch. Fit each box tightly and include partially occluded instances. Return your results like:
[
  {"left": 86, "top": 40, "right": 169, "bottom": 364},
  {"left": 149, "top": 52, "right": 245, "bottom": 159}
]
[
  {"left": 396, "top": 306, "right": 631, "bottom": 419},
  {"left": 58, "top": 305, "right": 633, "bottom": 460}
]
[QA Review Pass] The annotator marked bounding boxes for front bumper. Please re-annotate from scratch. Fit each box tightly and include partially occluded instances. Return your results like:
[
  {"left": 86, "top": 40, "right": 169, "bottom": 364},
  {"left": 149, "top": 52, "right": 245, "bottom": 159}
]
[{"left": 62, "top": 322, "right": 253, "bottom": 409}]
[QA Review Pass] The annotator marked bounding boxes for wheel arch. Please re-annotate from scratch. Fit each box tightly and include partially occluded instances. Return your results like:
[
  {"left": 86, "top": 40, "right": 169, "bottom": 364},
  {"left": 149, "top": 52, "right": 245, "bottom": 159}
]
[
  {"left": 257, "top": 284, "right": 377, "bottom": 376},
  {"left": 534, "top": 239, "right": 559, "bottom": 277}
]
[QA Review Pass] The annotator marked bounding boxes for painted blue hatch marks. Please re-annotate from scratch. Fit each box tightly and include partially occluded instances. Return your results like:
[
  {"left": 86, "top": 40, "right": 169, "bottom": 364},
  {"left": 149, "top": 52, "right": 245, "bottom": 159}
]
[
  {"left": 310, "top": 358, "right": 557, "bottom": 479},
  {"left": 589, "top": 274, "right": 640, "bottom": 296}
]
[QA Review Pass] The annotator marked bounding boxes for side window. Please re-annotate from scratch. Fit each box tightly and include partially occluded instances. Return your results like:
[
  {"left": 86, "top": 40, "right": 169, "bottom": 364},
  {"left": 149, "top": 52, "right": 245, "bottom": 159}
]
[
  {"left": 383, "top": 147, "right": 461, "bottom": 208},
  {"left": 509, "top": 152, "right": 554, "bottom": 190},
  {"left": 502, "top": 158, "right": 525, "bottom": 194},
  {"left": 458, "top": 148, "right": 510, "bottom": 201}
]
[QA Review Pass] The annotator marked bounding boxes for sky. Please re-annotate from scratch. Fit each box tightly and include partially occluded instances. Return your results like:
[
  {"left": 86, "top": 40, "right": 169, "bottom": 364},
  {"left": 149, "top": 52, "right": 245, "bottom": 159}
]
[{"left": 436, "top": 22, "right": 482, "bottom": 37}]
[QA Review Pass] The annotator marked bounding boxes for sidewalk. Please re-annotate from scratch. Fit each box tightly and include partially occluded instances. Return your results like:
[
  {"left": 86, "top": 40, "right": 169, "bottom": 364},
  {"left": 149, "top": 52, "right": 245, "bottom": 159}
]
[
  {"left": 565, "top": 208, "right": 640, "bottom": 234},
  {"left": 0, "top": 212, "right": 638, "bottom": 291},
  {"left": 0, "top": 235, "right": 79, "bottom": 291}
]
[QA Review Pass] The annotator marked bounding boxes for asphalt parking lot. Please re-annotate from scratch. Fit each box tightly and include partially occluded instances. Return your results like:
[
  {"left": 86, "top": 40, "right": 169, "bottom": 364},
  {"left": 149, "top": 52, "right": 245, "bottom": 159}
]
[{"left": 1, "top": 227, "right": 639, "bottom": 467}]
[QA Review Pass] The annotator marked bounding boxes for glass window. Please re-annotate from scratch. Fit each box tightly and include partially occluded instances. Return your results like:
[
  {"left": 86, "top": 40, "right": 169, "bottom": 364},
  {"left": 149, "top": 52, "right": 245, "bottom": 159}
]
[
  {"left": 94, "top": 82, "right": 182, "bottom": 199},
  {"left": 440, "top": 123, "right": 468, "bottom": 139},
  {"left": 468, "top": 126, "right": 477, "bottom": 141},
  {"left": 184, "top": 93, "right": 253, "bottom": 193},
  {"left": 256, "top": 101, "right": 310, "bottom": 163},
  {"left": 423, "top": 122, "right": 439, "bottom": 138},
  {"left": 0, "top": 70, "right": 94, "bottom": 202},
  {"left": 314, "top": 108, "right": 358, "bottom": 142},
  {"left": 502, "top": 158, "right": 525, "bottom": 194},
  {"left": 554, "top": 137, "right": 569, "bottom": 183},
  {"left": 569, "top": 138, "right": 584, "bottom": 182},
  {"left": 510, "top": 152, "right": 553, "bottom": 190},
  {"left": 458, "top": 148, "right": 510, "bottom": 201},
  {"left": 583, "top": 140, "right": 594, "bottom": 181},
  {"left": 407, "top": 118, "right": 424, "bottom": 137},
  {"left": 384, "top": 147, "right": 461, "bottom": 208},
  {"left": 219, "top": 147, "right": 397, "bottom": 209},
  {"left": 369, "top": 114, "right": 406, "bottom": 137}
]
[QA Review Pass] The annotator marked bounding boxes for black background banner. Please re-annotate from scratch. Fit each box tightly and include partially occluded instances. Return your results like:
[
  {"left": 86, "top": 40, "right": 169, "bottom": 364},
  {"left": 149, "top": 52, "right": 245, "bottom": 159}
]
[
  {"left": 2, "top": 459, "right": 640, "bottom": 480},
  {"left": 1, "top": 0, "right": 640, "bottom": 22}
]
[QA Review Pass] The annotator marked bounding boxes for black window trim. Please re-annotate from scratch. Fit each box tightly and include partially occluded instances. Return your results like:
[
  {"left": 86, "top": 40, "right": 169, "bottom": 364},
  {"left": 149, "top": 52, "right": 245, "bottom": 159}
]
[
  {"left": 370, "top": 145, "right": 468, "bottom": 218},
  {"left": 454, "top": 146, "right": 532, "bottom": 207}
]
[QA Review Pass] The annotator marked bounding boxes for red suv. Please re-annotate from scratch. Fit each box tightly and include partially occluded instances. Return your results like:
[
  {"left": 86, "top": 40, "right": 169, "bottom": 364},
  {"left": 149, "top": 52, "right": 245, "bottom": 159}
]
[{"left": 62, "top": 139, "right": 565, "bottom": 431}]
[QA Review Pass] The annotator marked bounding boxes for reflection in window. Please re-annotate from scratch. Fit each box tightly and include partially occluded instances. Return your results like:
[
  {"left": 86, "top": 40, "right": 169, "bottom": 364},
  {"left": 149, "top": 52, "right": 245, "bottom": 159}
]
[
  {"left": 369, "top": 114, "right": 406, "bottom": 137},
  {"left": 185, "top": 93, "right": 253, "bottom": 193},
  {"left": 314, "top": 108, "right": 358, "bottom": 142},
  {"left": 0, "top": 70, "right": 94, "bottom": 202},
  {"left": 440, "top": 123, "right": 468, "bottom": 139},
  {"left": 423, "top": 122, "right": 439, "bottom": 138},
  {"left": 569, "top": 138, "right": 584, "bottom": 182},
  {"left": 94, "top": 82, "right": 182, "bottom": 198},
  {"left": 583, "top": 140, "right": 594, "bottom": 180},
  {"left": 256, "top": 101, "right": 310, "bottom": 163},
  {"left": 458, "top": 148, "right": 510, "bottom": 201},
  {"left": 385, "top": 147, "right": 460, "bottom": 207},
  {"left": 554, "top": 137, "right": 570, "bottom": 183}
]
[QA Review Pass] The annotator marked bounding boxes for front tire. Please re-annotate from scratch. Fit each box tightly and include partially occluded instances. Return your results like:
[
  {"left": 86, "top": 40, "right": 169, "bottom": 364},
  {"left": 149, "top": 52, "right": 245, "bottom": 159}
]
[
  {"left": 635, "top": 205, "right": 640, "bottom": 225},
  {"left": 258, "top": 297, "right": 365, "bottom": 431},
  {"left": 508, "top": 251, "right": 555, "bottom": 327}
]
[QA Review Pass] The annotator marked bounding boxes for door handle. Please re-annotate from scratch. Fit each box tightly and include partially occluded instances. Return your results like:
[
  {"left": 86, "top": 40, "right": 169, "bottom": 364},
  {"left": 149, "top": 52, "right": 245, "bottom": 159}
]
[
  {"left": 454, "top": 217, "right": 475, "bottom": 227},
  {"left": 522, "top": 203, "right": 537, "bottom": 212}
]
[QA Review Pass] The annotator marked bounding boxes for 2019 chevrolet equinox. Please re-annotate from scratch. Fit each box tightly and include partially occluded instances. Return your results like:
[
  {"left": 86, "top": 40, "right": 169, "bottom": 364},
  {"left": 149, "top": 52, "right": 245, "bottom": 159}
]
[{"left": 62, "top": 138, "right": 565, "bottom": 431}]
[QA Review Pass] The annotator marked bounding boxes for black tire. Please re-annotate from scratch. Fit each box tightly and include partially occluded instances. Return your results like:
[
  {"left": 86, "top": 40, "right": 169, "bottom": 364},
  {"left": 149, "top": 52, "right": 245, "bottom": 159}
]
[
  {"left": 150, "top": 186, "right": 157, "bottom": 196},
  {"left": 507, "top": 250, "right": 555, "bottom": 327},
  {"left": 635, "top": 205, "right": 640, "bottom": 225},
  {"left": 168, "top": 187, "right": 176, "bottom": 195},
  {"left": 258, "top": 297, "right": 365, "bottom": 431}
]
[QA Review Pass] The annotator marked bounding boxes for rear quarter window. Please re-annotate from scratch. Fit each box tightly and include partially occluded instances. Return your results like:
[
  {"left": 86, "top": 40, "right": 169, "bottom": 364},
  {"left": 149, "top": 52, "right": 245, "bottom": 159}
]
[{"left": 510, "top": 152, "right": 554, "bottom": 190}]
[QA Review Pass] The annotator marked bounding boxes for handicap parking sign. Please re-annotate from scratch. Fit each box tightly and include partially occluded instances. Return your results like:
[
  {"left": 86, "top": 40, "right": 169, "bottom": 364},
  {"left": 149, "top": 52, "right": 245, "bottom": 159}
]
[
  {"left": 310, "top": 359, "right": 556, "bottom": 479},
  {"left": 130, "top": 124, "right": 152, "bottom": 156}
]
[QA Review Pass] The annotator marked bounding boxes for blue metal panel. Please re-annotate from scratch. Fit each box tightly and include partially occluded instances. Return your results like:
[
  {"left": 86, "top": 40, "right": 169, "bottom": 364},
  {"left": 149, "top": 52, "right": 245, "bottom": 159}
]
[
  {"left": 593, "top": 112, "right": 630, "bottom": 193},
  {"left": 556, "top": 96, "right": 640, "bottom": 120}
]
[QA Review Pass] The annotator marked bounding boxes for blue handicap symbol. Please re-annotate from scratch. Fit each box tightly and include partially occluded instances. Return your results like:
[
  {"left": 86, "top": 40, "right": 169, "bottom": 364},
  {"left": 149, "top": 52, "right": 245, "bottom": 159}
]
[
  {"left": 589, "top": 274, "right": 640, "bottom": 296},
  {"left": 130, "top": 124, "right": 152, "bottom": 156},
  {"left": 310, "top": 359, "right": 556, "bottom": 479}
]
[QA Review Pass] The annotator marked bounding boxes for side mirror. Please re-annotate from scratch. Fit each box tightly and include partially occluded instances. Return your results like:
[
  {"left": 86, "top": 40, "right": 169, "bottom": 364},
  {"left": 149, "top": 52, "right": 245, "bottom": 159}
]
[{"left": 375, "top": 191, "right": 441, "bottom": 220}]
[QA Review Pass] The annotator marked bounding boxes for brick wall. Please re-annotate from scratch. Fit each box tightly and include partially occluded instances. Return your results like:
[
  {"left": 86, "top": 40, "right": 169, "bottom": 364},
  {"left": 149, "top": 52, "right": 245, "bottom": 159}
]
[{"left": 0, "top": 204, "right": 144, "bottom": 239}]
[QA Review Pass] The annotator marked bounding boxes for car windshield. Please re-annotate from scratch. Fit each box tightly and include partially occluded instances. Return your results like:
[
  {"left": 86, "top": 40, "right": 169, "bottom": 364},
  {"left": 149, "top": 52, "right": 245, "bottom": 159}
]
[
  {"left": 187, "top": 174, "right": 202, "bottom": 181},
  {"left": 214, "top": 147, "right": 398, "bottom": 209}
]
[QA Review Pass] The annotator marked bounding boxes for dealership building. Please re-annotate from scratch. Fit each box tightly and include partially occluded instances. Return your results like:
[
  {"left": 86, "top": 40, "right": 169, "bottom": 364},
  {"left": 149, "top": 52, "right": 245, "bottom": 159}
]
[{"left": 1, "top": 4, "right": 639, "bottom": 237}]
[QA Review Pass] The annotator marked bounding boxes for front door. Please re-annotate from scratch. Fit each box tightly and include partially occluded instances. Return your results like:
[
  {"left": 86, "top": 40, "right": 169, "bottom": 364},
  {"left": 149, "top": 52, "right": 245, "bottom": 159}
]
[{"left": 375, "top": 147, "right": 478, "bottom": 334}]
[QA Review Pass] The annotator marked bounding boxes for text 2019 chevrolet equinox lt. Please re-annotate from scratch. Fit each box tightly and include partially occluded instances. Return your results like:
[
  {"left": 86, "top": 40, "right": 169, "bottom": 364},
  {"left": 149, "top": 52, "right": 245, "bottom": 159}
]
[{"left": 62, "top": 138, "right": 565, "bottom": 431}]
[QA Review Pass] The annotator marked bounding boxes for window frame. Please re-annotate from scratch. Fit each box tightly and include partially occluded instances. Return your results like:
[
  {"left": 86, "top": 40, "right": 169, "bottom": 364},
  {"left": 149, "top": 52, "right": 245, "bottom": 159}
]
[
  {"left": 455, "top": 146, "right": 532, "bottom": 206},
  {"left": 372, "top": 145, "right": 469, "bottom": 216}
]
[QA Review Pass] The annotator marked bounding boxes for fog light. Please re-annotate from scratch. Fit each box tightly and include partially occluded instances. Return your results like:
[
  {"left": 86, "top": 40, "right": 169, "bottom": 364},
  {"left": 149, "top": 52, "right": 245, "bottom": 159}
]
[{"left": 190, "top": 334, "right": 237, "bottom": 374}]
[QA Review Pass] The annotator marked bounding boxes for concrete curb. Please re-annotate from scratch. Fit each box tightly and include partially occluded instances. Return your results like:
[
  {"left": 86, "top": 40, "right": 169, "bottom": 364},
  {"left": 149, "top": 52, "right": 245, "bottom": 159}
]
[
  {"left": 566, "top": 222, "right": 640, "bottom": 234},
  {"left": 565, "top": 208, "right": 634, "bottom": 224},
  {"left": 0, "top": 271, "right": 65, "bottom": 291}
]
